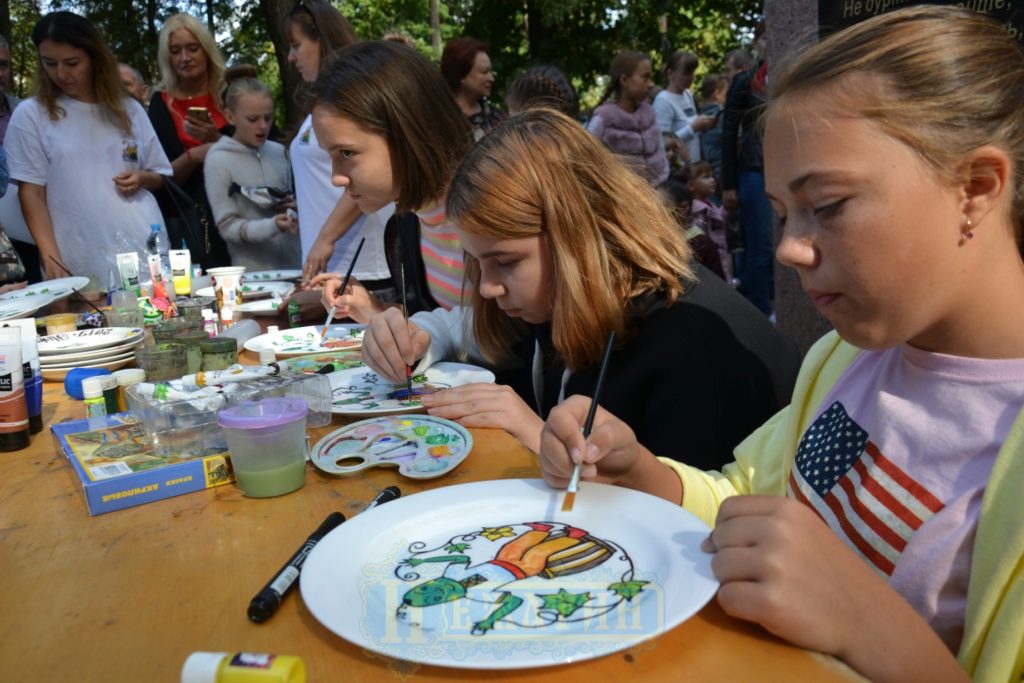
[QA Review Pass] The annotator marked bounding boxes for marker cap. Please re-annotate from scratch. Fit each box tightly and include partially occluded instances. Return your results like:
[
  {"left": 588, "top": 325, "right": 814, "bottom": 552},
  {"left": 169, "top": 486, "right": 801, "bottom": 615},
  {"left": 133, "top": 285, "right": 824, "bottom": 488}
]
[{"left": 180, "top": 651, "right": 227, "bottom": 683}]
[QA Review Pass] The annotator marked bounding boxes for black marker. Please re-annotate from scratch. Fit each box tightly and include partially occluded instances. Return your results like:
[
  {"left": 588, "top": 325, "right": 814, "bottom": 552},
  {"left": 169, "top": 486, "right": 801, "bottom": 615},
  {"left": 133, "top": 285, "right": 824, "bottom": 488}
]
[
  {"left": 248, "top": 511, "right": 345, "bottom": 623},
  {"left": 366, "top": 485, "right": 401, "bottom": 511}
]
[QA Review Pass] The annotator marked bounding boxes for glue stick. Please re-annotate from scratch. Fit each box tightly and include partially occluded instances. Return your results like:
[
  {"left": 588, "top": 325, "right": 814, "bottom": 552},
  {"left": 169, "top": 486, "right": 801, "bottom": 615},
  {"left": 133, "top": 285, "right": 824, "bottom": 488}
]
[{"left": 181, "top": 652, "right": 305, "bottom": 683}]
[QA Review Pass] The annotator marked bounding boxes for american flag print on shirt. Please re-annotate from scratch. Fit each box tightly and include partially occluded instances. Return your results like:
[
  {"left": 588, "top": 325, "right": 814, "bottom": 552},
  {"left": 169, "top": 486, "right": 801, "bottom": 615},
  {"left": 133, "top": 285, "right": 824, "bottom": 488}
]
[{"left": 786, "top": 402, "right": 945, "bottom": 576}]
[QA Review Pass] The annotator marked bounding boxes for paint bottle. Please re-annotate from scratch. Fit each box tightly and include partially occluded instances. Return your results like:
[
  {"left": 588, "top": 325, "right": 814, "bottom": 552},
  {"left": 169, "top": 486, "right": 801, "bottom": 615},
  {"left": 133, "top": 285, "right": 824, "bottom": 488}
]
[
  {"left": 287, "top": 299, "right": 301, "bottom": 328},
  {"left": 101, "top": 375, "right": 120, "bottom": 414},
  {"left": 0, "top": 327, "right": 29, "bottom": 451},
  {"left": 180, "top": 652, "right": 305, "bottom": 683},
  {"left": 3, "top": 318, "right": 43, "bottom": 434},
  {"left": 81, "top": 377, "right": 107, "bottom": 419},
  {"left": 202, "top": 309, "right": 218, "bottom": 337}
]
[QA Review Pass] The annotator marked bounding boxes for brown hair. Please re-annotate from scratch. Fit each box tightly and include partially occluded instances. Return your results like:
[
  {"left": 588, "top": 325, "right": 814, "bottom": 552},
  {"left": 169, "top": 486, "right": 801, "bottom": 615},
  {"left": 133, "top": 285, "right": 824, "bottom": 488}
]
[
  {"left": 447, "top": 109, "right": 693, "bottom": 371},
  {"left": 311, "top": 41, "right": 473, "bottom": 212},
  {"left": 31, "top": 12, "right": 132, "bottom": 134},
  {"left": 440, "top": 36, "right": 487, "bottom": 93},
  {"left": 666, "top": 50, "right": 698, "bottom": 76},
  {"left": 770, "top": 5, "right": 1024, "bottom": 256},
  {"left": 603, "top": 50, "right": 651, "bottom": 102},
  {"left": 283, "top": 0, "right": 358, "bottom": 65},
  {"left": 505, "top": 65, "right": 579, "bottom": 119}
]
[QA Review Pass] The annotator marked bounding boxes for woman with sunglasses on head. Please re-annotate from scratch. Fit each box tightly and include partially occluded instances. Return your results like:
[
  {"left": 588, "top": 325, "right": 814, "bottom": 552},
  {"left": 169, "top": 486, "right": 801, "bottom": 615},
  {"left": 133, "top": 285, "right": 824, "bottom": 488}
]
[
  {"left": 147, "top": 13, "right": 231, "bottom": 268},
  {"left": 6, "top": 11, "right": 171, "bottom": 283}
]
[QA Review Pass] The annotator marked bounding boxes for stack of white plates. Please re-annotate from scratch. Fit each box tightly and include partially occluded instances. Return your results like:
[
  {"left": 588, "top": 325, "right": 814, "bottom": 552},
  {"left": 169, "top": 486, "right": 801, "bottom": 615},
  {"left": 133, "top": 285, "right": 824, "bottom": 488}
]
[{"left": 38, "top": 327, "right": 145, "bottom": 381}]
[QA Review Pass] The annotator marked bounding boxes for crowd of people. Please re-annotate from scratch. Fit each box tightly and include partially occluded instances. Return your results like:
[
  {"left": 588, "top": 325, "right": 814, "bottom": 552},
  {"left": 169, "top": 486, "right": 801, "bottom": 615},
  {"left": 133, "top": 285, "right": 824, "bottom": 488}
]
[{"left": 0, "top": 4, "right": 1022, "bottom": 682}]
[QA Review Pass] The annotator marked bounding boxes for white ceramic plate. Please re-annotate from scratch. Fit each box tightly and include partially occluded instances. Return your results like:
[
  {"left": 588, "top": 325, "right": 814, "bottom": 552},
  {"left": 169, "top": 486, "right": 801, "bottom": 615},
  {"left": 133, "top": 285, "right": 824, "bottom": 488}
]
[
  {"left": 277, "top": 349, "right": 364, "bottom": 374},
  {"left": 38, "top": 327, "right": 144, "bottom": 356},
  {"left": 195, "top": 281, "right": 294, "bottom": 301},
  {"left": 39, "top": 339, "right": 144, "bottom": 365},
  {"left": 236, "top": 298, "right": 286, "bottom": 315},
  {"left": 301, "top": 479, "right": 718, "bottom": 669},
  {"left": 243, "top": 269, "right": 303, "bottom": 282},
  {"left": 311, "top": 415, "right": 473, "bottom": 478},
  {"left": 329, "top": 362, "right": 495, "bottom": 415},
  {"left": 40, "top": 347, "right": 137, "bottom": 369},
  {"left": 0, "top": 293, "right": 54, "bottom": 321},
  {"left": 41, "top": 355, "right": 135, "bottom": 381},
  {"left": 244, "top": 324, "right": 365, "bottom": 357},
  {"left": 0, "top": 276, "right": 90, "bottom": 302}
]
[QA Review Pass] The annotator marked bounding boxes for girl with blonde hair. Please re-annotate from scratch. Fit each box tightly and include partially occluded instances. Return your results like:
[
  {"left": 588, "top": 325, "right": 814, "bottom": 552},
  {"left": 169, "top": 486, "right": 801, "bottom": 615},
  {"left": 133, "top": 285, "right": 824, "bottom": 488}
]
[
  {"left": 541, "top": 7, "right": 1024, "bottom": 681},
  {"left": 363, "top": 109, "right": 798, "bottom": 459}
]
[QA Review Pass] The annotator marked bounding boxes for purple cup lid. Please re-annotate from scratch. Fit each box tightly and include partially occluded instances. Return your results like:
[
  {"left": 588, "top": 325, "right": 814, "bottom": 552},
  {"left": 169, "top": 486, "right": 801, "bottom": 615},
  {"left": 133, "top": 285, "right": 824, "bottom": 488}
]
[{"left": 217, "top": 397, "right": 308, "bottom": 430}]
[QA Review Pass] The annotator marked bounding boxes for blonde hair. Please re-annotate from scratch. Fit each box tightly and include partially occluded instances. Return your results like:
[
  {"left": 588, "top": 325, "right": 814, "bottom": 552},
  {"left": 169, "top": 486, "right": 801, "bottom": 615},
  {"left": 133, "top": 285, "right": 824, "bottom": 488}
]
[
  {"left": 447, "top": 109, "right": 694, "bottom": 371},
  {"left": 224, "top": 78, "right": 271, "bottom": 111},
  {"left": 31, "top": 12, "right": 132, "bottom": 134},
  {"left": 770, "top": 5, "right": 1024, "bottom": 256},
  {"left": 156, "top": 14, "right": 225, "bottom": 101}
]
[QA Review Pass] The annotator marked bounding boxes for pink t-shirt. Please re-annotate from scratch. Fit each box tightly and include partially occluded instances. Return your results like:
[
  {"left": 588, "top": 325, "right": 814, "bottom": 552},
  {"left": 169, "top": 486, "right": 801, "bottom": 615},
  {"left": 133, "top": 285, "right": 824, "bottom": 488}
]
[{"left": 786, "top": 344, "right": 1024, "bottom": 651}]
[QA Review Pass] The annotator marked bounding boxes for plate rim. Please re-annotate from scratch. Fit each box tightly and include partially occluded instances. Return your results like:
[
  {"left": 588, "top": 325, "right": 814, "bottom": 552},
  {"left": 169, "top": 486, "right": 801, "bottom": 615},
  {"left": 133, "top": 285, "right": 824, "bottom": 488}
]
[
  {"left": 0, "top": 276, "right": 89, "bottom": 302},
  {"left": 38, "top": 327, "right": 144, "bottom": 355},
  {"left": 300, "top": 478, "right": 718, "bottom": 670}
]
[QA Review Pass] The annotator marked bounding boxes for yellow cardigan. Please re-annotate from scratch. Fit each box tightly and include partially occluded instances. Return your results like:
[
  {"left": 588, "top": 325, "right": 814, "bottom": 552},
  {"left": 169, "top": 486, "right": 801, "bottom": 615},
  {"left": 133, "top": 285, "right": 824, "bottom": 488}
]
[{"left": 661, "top": 331, "right": 1024, "bottom": 681}]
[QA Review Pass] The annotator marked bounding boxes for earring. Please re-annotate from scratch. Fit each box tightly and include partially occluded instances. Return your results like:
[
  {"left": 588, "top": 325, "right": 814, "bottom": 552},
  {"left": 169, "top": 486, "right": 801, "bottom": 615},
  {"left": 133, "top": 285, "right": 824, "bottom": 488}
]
[{"left": 959, "top": 216, "right": 975, "bottom": 246}]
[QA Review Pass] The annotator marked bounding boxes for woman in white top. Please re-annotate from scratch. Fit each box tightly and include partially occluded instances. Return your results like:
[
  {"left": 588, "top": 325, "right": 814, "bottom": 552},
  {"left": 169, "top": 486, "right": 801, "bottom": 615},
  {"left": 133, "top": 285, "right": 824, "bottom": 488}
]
[
  {"left": 283, "top": 0, "right": 393, "bottom": 291},
  {"left": 7, "top": 11, "right": 171, "bottom": 282}
]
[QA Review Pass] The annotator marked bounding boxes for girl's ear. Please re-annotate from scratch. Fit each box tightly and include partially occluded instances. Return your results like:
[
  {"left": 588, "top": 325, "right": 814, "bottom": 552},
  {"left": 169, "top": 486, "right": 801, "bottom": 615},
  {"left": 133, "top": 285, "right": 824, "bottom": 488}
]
[
  {"left": 223, "top": 108, "right": 236, "bottom": 126},
  {"left": 961, "top": 145, "right": 1012, "bottom": 229}
]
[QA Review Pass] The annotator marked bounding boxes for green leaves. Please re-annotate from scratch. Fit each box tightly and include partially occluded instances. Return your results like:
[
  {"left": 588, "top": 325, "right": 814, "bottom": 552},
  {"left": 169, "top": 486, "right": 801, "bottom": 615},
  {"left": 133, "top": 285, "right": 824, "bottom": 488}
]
[
  {"left": 608, "top": 579, "right": 648, "bottom": 601},
  {"left": 539, "top": 588, "right": 592, "bottom": 617}
]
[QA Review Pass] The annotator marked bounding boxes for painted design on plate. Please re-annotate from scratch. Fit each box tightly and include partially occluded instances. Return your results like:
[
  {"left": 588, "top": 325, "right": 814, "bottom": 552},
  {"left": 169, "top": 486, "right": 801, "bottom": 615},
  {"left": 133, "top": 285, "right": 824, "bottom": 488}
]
[
  {"left": 312, "top": 415, "right": 471, "bottom": 478},
  {"left": 244, "top": 269, "right": 302, "bottom": 281},
  {"left": 332, "top": 370, "right": 443, "bottom": 411},
  {"left": 376, "top": 522, "right": 647, "bottom": 638},
  {"left": 0, "top": 276, "right": 89, "bottom": 301},
  {"left": 279, "top": 350, "right": 363, "bottom": 374},
  {"left": 271, "top": 329, "right": 362, "bottom": 353}
]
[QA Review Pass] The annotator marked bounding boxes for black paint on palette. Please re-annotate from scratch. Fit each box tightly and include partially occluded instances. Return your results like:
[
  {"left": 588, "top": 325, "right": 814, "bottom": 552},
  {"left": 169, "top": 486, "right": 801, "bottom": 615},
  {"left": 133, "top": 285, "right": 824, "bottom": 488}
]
[{"left": 818, "top": 0, "right": 1023, "bottom": 44}]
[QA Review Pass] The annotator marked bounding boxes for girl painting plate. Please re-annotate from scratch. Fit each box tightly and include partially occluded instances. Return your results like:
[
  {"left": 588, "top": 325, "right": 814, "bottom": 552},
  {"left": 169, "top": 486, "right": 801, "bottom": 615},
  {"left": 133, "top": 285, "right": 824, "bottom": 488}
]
[{"left": 300, "top": 478, "right": 718, "bottom": 669}]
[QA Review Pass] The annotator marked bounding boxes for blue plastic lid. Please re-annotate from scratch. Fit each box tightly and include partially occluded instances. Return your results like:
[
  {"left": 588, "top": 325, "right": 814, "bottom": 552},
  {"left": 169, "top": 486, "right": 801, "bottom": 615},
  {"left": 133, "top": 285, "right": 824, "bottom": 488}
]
[
  {"left": 217, "top": 397, "right": 308, "bottom": 430},
  {"left": 64, "top": 367, "right": 113, "bottom": 400}
]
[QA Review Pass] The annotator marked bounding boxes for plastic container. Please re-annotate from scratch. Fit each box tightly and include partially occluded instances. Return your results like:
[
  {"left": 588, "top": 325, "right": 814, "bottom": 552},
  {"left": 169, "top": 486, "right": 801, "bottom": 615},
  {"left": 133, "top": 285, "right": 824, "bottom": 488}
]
[
  {"left": 135, "top": 343, "right": 188, "bottom": 382},
  {"left": 45, "top": 313, "right": 77, "bottom": 335},
  {"left": 4, "top": 318, "right": 44, "bottom": 434},
  {"left": 177, "top": 296, "right": 216, "bottom": 322},
  {"left": 107, "top": 290, "right": 145, "bottom": 328},
  {"left": 217, "top": 318, "right": 260, "bottom": 350},
  {"left": 217, "top": 398, "right": 308, "bottom": 498},
  {"left": 200, "top": 337, "right": 238, "bottom": 371},
  {"left": 173, "top": 329, "right": 209, "bottom": 374},
  {"left": 181, "top": 652, "right": 305, "bottom": 683},
  {"left": 124, "top": 383, "right": 228, "bottom": 457}
]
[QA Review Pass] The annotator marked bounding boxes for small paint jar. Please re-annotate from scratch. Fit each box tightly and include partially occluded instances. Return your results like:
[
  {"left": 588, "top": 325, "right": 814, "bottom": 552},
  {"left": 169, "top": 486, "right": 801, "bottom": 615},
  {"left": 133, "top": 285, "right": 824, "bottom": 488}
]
[
  {"left": 153, "top": 317, "right": 203, "bottom": 345},
  {"left": 199, "top": 337, "right": 238, "bottom": 371},
  {"left": 177, "top": 296, "right": 215, "bottom": 322},
  {"left": 173, "top": 329, "right": 208, "bottom": 374},
  {"left": 100, "top": 374, "right": 120, "bottom": 414},
  {"left": 181, "top": 651, "right": 306, "bottom": 683},
  {"left": 45, "top": 313, "right": 77, "bottom": 335},
  {"left": 134, "top": 343, "right": 187, "bottom": 382},
  {"left": 82, "top": 376, "right": 107, "bottom": 418}
]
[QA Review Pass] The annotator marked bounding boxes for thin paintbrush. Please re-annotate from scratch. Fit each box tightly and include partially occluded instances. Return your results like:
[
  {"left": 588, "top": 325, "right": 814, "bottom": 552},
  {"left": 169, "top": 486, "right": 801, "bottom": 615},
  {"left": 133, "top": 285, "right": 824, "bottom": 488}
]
[
  {"left": 562, "top": 329, "right": 617, "bottom": 513},
  {"left": 47, "top": 256, "right": 105, "bottom": 316},
  {"left": 321, "top": 237, "right": 365, "bottom": 342},
  {"left": 399, "top": 262, "right": 413, "bottom": 399}
]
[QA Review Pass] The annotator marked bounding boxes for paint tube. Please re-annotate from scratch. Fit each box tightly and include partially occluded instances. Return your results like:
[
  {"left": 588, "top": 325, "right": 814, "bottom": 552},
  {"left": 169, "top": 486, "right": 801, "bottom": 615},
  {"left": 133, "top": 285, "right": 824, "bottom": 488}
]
[
  {"left": 0, "top": 327, "right": 29, "bottom": 451},
  {"left": 2, "top": 319, "right": 43, "bottom": 434},
  {"left": 169, "top": 249, "right": 192, "bottom": 296},
  {"left": 116, "top": 252, "right": 142, "bottom": 296}
]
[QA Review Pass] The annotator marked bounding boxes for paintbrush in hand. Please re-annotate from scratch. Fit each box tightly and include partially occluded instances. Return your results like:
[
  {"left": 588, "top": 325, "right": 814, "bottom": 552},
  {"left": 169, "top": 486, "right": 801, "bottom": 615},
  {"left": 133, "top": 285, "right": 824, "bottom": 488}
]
[
  {"left": 47, "top": 256, "right": 105, "bottom": 316},
  {"left": 562, "top": 329, "right": 617, "bottom": 513},
  {"left": 321, "top": 237, "right": 365, "bottom": 342},
  {"left": 399, "top": 262, "right": 413, "bottom": 399}
]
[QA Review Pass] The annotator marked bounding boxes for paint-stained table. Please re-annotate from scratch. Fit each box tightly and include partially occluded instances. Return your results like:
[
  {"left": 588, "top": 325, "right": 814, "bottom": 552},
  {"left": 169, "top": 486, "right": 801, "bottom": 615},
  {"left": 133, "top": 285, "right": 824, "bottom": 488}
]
[{"left": 0, "top": 380, "right": 865, "bottom": 682}]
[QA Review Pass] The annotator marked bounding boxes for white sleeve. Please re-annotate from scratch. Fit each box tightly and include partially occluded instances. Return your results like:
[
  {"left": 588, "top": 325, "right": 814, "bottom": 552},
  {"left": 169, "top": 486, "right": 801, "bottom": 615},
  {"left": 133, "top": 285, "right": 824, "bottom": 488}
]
[
  {"left": 4, "top": 102, "right": 49, "bottom": 186},
  {"left": 130, "top": 100, "right": 172, "bottom": 176},
  {"left": 586, "top": 114, "right": 606, "bottom": 140},
  {"left": 409, "top": 305, "right": 485, "bottom": 373},
  {"left": 203, "top": 148, "right": 279, "bottom": 244},
  {"left": 652, "top": 94, "right": 675, "bottom": 134}
]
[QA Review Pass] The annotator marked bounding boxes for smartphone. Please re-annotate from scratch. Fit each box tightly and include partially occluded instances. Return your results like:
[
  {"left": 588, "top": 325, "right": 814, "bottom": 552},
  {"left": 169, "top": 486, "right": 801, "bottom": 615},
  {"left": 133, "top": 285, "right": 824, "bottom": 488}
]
[{"left": 187, "top": 106, "right": 211, "bottom": 122}]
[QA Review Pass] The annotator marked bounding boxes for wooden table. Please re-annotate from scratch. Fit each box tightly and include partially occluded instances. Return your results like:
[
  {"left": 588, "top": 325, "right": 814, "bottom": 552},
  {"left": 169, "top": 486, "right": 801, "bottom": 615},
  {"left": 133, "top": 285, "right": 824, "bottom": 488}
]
[{"left": 0, "top": 380, "right": 864, "bottom": 682}]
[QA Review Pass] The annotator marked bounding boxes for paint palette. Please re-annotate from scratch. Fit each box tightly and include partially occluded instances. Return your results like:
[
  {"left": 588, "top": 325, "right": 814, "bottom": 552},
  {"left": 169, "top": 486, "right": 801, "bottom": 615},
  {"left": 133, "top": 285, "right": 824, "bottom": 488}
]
[
  {"left": 311, "top": 415, "right": 472, "bottom": 479},
  {"left": 277, "top": 349, "right": 364, "bottom": 374}
]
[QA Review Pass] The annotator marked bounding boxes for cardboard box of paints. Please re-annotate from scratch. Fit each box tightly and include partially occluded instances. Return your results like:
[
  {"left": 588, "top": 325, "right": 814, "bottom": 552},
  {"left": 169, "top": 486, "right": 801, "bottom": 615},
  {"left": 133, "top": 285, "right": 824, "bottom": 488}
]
[{"left": 51, "top": 413, "right": 234, "bottom": 516}]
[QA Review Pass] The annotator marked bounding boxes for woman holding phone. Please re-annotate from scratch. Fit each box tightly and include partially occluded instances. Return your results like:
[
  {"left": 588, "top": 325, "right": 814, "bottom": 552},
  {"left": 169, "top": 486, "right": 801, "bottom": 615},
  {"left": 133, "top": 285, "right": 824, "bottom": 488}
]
[{"left": 147, "top": 13, "right": 231, "bottom": 268}]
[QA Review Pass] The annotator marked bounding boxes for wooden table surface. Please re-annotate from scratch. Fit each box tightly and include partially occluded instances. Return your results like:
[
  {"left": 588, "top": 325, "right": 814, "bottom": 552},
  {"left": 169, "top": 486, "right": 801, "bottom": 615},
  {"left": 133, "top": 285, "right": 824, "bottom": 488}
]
[{"left": 0, "top": 360, "right": 864, "bottom": 682}]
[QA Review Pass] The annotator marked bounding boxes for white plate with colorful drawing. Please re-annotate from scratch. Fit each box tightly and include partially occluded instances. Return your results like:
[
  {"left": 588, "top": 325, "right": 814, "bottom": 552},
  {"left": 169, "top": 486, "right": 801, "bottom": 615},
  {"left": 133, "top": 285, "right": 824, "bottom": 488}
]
[
  {"left": 0, "top": 276, "right": 90, "bottom": 302},
  {"left": 243, "top": 324, "right": 365, "bottom": 357},
  {"left": 300, "top": 478, "right": 719, "bottom": 669},
  {"left": 0, "top": 293, "right": 55, "bottom": 321},
  {"left": 278, "top": 349, "right": 364, "bottom": 374},
  {"left": 195, "top": 281, "right": 294, "bottom": 301},
  {"left": 38, "top": 327, "right": 144, "bottom": 355},
  {"left": 311, "top": 415, "right": 472, "bottom": 479},
  {"left": 243, "top": 269, "right": 303, "bottom": 282},
  {"left": 328, "top": 362, "right": 495, "bottom": 415}
]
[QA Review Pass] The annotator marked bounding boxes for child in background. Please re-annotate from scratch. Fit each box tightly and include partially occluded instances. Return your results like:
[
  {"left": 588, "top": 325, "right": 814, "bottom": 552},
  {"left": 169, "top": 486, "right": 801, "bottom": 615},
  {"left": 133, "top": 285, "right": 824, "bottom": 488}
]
[
  {"left": 310, "top": 41, "right": 474, "bottom": 320},
  {"left": 505, "top": 65, "right": 579, "bottom": 119},
  {"left": 587, "top": 51, "right": 669, "bottom": 185},
  {"left": 698, "top": 73, "right": 728, "bottom": 182},
  {"left": 539, "top": 7, "right": 1024, "bottom": 681},
  {"left": 661, "top": 179, "right": 725, "bottom": 280},
  {"left": 654, "top": 51, "right": 718, "bottom": 167},
  {"left": 203, "top": 78, "right": 300, "bottom": 270},
  {"left": 361, "top": 109, "right": 799, "bottom": 467},
  {"left": 688, "top": 160, "right": 731, "bottom": 282}
]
